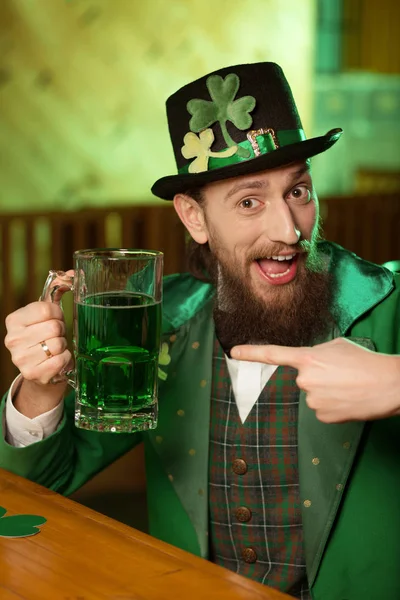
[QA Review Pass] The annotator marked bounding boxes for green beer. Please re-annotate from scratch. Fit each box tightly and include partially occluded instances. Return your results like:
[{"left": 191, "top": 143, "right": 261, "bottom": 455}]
[{"left": 75, "top": 291, "right": 161, "bottom": 432}]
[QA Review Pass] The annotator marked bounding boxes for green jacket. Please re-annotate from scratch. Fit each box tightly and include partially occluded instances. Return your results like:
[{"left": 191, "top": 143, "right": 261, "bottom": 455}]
[{"left": 1, "top": 241, "right": 400, "bottom": 600}]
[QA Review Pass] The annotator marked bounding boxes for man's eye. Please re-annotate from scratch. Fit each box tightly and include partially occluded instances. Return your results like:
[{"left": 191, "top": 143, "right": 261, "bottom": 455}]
[
  {"left": 239, "top": 198, "right": 260, "bottom": 209},
  {"left": 287, "top": 186, "right": 311, "bottom": 203}
]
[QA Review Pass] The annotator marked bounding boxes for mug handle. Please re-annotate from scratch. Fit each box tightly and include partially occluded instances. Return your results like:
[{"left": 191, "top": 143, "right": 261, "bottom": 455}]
[{"left": 40, "top": 270, "right": 76, "bottom": 387}]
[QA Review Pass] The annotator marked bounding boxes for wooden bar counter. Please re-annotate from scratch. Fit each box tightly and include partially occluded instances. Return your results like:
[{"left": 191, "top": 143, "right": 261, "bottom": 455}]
[{"left": 0, "top": 468, "right": 294, "bottom": 600}]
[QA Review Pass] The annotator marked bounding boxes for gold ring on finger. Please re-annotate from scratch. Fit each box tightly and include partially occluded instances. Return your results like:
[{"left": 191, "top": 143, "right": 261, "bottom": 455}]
[{"left": 39, "top": 340, "right": 53, "bottom": 358}]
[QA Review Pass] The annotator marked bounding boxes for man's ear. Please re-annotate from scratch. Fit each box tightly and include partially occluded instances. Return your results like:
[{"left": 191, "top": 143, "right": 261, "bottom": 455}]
[{"left": 173, "top": 194, "right": 209, "bottom": 244}]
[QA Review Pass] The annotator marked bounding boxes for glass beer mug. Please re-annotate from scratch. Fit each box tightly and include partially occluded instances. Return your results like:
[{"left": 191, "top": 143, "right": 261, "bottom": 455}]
[{"left": 41, "top": 249, "right": 163, "bottom": 433}]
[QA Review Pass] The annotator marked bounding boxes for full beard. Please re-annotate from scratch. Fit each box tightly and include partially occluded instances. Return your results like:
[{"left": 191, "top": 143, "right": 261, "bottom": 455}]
[{"left": 210, "top": 242, "right": 335, "bottom": 356}]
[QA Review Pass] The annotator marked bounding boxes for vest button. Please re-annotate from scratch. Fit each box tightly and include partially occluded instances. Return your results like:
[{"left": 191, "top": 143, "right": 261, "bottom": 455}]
[
  {"left": 232, "top": 458, "right": 248, "bottom": 475},
  {"left": 235, "top": 506, "right": 252, "bottom": 523},
  {"left": 242, "top": 547, "right": 257, "bottom": 563}
]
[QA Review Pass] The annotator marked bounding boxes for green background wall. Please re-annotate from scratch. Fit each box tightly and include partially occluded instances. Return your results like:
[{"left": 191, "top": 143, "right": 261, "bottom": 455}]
[{"left": 0, "top": 0, "right": 316, "bottom": 212}]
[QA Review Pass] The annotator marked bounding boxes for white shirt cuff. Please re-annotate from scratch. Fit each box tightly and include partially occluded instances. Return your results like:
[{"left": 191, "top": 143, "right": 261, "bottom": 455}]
[{"left": 4, "top": 375, "right": 64, "bottom": 447}]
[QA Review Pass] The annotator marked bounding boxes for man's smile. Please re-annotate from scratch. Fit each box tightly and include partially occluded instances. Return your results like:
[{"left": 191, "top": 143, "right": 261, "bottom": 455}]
[{"left": 253, "top": 253, "right": 300, "bottom": 285}]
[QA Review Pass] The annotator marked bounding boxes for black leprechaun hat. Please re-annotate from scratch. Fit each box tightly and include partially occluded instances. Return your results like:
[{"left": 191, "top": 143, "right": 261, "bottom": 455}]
[{"left": 151, "top": 62, "right": 342, "bottom": 200}]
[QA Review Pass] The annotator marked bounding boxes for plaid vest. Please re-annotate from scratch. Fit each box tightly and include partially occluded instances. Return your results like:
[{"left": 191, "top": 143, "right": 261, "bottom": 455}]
[{"left": 208, "top": 337, "right": 310, "bottom": 599}]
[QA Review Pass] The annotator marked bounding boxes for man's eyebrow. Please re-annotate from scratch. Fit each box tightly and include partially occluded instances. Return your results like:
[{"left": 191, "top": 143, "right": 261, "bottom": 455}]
[
  {"left": 224, "top": 180, "right": 266, "bottom": 202},
  {"left": 224, "top": 163, "right": 311, "bottom": 202},
  {"left": 289, "top": 163, "right": 311, "bottom": 183}
]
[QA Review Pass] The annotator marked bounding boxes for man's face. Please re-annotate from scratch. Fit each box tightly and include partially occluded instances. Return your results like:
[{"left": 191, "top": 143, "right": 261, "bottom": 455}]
[
  {"left": 201, "top": 161, "right": 321, "bottom": 304},
  {"left": 175, "top": 160, "right": 333, "bottom": 351}
]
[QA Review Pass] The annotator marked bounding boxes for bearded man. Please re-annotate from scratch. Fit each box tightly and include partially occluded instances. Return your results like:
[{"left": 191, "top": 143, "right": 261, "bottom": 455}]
[{"left": 3, "top": 63, "right": 400, "bottom": 600}]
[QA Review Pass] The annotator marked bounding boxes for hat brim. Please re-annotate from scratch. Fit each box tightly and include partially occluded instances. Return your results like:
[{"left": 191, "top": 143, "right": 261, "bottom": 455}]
[{"left": 151, "top": 129, "right": 342, "bottom": 200}]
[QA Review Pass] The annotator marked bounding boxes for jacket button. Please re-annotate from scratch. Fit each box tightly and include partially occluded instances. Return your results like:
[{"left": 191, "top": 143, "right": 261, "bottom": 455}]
[
  {"left": 232, "top": 458, "right": 248, "bottom": 475},
  {"left": 242, "top": 547, "right": 257, "bottom": 563},
  {"left": 235, "top": 506, "right": 252, "bottom": 523}
]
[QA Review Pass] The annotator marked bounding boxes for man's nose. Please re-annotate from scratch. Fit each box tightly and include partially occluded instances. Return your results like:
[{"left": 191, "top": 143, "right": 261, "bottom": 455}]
[{"left": 265, "top": 200, "right": 301, "bottom": 245}]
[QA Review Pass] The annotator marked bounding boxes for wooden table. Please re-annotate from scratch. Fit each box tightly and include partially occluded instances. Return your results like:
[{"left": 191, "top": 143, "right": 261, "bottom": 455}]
[{"left": 0, "top": 469, "right": 294, "bottom": 600}]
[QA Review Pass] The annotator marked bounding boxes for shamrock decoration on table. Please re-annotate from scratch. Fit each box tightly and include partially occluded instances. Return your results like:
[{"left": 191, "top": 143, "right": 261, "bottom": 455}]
[
  {"left": 158, "top": 342, "right": 171, "bottom": 381},
  {"left": 181, "top": 129, "right": 238, "bottom": 174},
  {"left": 186, "top": 73, "right": 256, "bottom": 162},
  {"left": 0, "top": 506, "right": 47, "bottom": 538}
]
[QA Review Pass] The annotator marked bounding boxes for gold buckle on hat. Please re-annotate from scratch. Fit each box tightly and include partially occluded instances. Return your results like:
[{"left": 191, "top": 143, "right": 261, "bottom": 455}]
[{"left": 246, "top": 128, "right": 279, "bottom": 156}]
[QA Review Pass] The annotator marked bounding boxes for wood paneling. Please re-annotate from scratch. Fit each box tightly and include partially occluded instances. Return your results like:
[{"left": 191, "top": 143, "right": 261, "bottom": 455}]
[
  {"left": 321, "top": 192, "right": 400, "bottom": 264},
  {"left": 2, "top": 196, "right": 400, "bottom": 388},
  {"left": 0, "top": 204, "right": 187, "bottom": 389}
]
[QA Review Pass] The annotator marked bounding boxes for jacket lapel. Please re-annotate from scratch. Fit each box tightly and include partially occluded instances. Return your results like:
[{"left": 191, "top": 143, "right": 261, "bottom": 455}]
[
  {"left": 298, "top": 334, "right": 375, "bottom": 586},
  {"left": 148, "top": 300, "right": 215, "bottom": 558},
  {"left": 299, "top": 243, "right": 394, "bottom": 585}
]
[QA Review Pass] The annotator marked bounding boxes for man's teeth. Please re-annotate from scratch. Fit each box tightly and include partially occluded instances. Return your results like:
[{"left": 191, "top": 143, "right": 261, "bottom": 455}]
[
  {"left": 265, "top": 253, "right": 295, "bottom": 261},
  {"left": 268, "top": 268, "right": 291, "bottom": 278}
]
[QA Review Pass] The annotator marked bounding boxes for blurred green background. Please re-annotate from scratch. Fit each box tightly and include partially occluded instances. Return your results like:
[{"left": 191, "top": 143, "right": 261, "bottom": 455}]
[{"left": 0, "top": 0, "right": 399, "bottom": 213}]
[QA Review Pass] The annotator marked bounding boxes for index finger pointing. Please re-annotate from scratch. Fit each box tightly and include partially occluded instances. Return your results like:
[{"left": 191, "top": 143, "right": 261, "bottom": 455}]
[{"left": 230, "top": 344, "right": 309, "bottom": 368}]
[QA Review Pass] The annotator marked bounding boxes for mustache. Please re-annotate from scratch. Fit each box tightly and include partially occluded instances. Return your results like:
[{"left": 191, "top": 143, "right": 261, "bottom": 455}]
[{"left": 245, "top": 239, "right": 312, "bottom": 263}]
